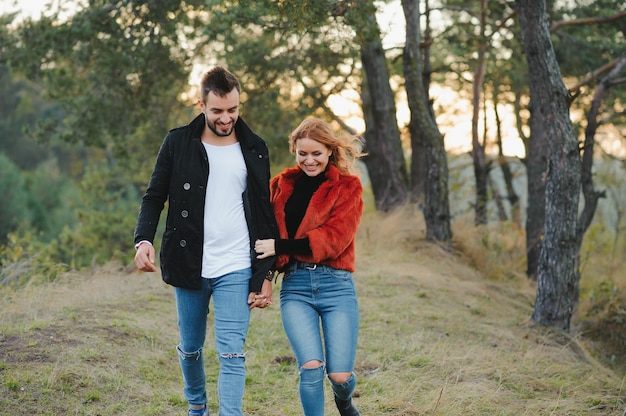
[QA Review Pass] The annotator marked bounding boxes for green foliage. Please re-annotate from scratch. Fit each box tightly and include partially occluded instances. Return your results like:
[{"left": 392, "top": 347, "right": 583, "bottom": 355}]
[
  {"left": 52, "top": 163, "right": 140, "bottom": 269},
  {"left": 551, "top": 0, "right": 626, "bottom": 77},
  {"left": 0, "top": 1, "right": 212, "bottom": 284},
  {"left": 0, "top": 230, "right": 69, "bottom": 286},
  {"left": 0, "top": 157, "right": 80, "bottom": 286},
  {"left": 586, "top": 276, "right": 621, "bottom": 318},
  {"left": 23, "top": 159, "right": 80, "bottom": 241},
  {"left": 200, "top": 0, "right": 362, "bottom": 159},
  {"left": 0, "top": 0, "right": 624, "bottom": 327},
  {"left": 0, "top": 152, "right": 78, "bottom": 242},
  {"left": 0, "top": 154, "right": 32, "bottom": 244},
  {"left": 0, "top": 160, "right": 140, "bottom": 285},
  {"left": 550, "top": 0, "right": 626, "bottom": 140},
  {"left": 0, "top": 65, "right": 55, "bottom": 170},
  {"left": 3, "top": 0, "right": 205, "bottom": 170},
  {"left": 0, "top": 63, "right": 91, "bottom": 177}
]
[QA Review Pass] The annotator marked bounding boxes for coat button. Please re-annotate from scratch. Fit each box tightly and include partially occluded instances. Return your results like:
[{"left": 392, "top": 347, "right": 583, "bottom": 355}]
[
  {"left": 183, "top": 182, "right": 191, "bottom": 190},
  {"left": 181, "top": 210, "right": 189, "bottom": 218},
  {"left": 179, "top": 240, "right": 187, "bottom": 247}
]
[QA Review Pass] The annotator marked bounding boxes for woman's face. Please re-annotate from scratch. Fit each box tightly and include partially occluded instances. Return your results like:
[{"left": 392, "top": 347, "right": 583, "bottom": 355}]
[{"left": 295, "top": 137, "right": 332, "bottom": 177}]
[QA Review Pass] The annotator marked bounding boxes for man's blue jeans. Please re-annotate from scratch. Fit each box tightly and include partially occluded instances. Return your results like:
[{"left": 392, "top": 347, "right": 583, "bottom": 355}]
[
  {"left": 280, "top": 264, "right": 360, "bottom": 416},
  {"left": 174, "top": 268, "right": 251, "bottom": 416}
]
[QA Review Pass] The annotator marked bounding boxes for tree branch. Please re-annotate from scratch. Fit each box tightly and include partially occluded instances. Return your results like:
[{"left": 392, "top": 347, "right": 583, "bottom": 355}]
[
  {"left": 550, "top": 10, "right": 626, "bottom": 32},
  {"left": 568, "top": 59, "right": 618, "bottom": 94}
]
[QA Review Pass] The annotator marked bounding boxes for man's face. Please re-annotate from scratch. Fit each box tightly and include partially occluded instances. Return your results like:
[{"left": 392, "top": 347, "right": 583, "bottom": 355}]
[{"left": 200, "top": 89, "right": 240, "bottom": 137}]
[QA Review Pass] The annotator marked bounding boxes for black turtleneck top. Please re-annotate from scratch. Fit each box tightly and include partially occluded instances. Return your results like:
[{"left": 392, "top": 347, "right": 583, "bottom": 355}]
[{"left": 274, "top": 172, "right": 326, "bottom": 255}]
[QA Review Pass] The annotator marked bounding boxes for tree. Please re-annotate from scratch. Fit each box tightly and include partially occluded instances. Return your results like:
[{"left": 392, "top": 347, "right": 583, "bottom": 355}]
[
  {"left": 573, "top": 53, "right": 626, "bottom": 296},
  {"left": 469, "top": 0, "right": 490, "bottom": 226},
  {"left": 431, "top": 0, "right": 519, "bottom": 226},
  {"left": 402, "top": 0, "right": 451, "bottom": 241},
  {"left": 0, "top": 154, "right": 31, "bottom": 245},
  {"left": 492, "top": 81, "right": 521, "bottom": 224},
  {"left": 524, "top": 2, "right": 626, "bottom": 280},
  {"left": 339, "top": 0, "right": 410, "bottom": 211},
  {"left": 517, "top": 0, "right": 582, "bottom": 330},
  {"left": 201, "top": 0, "right": 411, "bottom": 212},
  {"left": 0, "top": 1, "right": 211, "bottom": 270},
  {"left": 3, "top": 0, "right": 204, "bottom": 173},
  {"left": 198, "top": 0, "right": 364, "bottom": 164}
]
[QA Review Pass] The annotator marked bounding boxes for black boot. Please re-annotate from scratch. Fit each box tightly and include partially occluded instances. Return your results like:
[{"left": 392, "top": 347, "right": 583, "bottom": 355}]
[{"left": 334, "top": 395, "right": 360, "bottom": 416}]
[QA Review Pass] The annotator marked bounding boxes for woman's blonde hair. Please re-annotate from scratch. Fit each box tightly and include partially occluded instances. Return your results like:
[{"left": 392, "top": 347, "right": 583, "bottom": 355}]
[{"left": 289, "top": 117, "right": 365, "bottom": 174}]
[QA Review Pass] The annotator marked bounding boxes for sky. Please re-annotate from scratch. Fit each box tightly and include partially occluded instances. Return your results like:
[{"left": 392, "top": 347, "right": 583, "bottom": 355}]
[
  {"left": 1, "top": 0, "right": 56, "bottom": 20},
  {"left": 1, "top": 0, "right": 83, "bottom": 26}
]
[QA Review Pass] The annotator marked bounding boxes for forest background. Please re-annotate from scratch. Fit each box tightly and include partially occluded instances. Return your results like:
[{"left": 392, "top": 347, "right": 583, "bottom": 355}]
[{"left": 1, "top": 0, "right": 626, "bottom": 413}]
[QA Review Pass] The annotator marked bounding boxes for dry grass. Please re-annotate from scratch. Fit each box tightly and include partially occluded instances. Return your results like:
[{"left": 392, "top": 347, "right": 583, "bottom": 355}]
[{"left": 1, "top": 207, "right": 625, "bottom": 415}]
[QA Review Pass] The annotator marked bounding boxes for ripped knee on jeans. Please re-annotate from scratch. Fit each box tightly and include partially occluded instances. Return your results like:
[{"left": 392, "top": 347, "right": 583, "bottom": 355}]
[
  {"left": 301, "top": 359, "right": 324, "bottom": 369},
  {"left": 177, "top": 344, "right": 202, "bottom": 360},
  {"left": 219, "top": 351, "right": 247, "bottom": 359}
]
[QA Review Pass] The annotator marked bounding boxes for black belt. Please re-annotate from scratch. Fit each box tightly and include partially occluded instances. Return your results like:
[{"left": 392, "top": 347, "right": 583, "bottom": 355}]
[{"left": 287, "top": 261, "right": 318, "bottom": 271}]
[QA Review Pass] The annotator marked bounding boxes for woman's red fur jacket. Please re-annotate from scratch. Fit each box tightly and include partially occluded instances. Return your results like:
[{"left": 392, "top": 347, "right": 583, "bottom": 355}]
[{"left": 270, "top": 164, "right": 364, "bottom": 272}]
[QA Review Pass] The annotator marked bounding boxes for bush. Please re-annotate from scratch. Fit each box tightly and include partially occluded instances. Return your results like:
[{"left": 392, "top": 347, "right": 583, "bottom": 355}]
[
  {"left": 0, "top": 153, "right": 32, "bottom": 245},
  {"left": 0, "top": 161, "right": 141, "bottom": 285},
  {"left": 53, "top": 163, "right": 141, "bottom": 269},
  {"left": 0, "top": 230, "right": 68, "bottom": 286}
]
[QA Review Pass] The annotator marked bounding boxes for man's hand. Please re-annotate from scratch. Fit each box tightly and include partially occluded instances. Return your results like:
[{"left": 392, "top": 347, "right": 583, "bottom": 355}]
[
  {"left": 134, "top": 242, "right": 157, "bottom": 272},
  {"left": 248, "top": 279, "right": 273, "bottom": 310}
]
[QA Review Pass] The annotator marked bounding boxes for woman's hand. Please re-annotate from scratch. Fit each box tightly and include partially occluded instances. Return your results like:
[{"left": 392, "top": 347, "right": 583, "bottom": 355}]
[
  {"left": 248, "top": 279, "right": 273, "bottom": 310},
  {"left": 254, "top": 239, "right": 276, "bottom": 259}
]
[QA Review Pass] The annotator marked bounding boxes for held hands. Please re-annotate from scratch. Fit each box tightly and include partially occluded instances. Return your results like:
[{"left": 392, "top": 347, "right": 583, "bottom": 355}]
[
  {"left": 136, "top": 240, "right": 273, "bottom": 310},
  {"left": 254, "top": 239, "right": 276, "bottom": 259},
  {"left": 248, "top": 279, "right": 273, "bottom": 310},
  {"left": 250, "top": 239, "right": 274, "bottom": 310},
  {"left": 135, "top": 242, "right": 157, "bottom": 272}
]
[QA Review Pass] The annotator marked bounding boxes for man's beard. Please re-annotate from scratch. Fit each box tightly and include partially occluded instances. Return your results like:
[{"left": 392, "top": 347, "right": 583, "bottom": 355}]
[{"left": 206, "top": 118, "right": 235, "bottom": 137}]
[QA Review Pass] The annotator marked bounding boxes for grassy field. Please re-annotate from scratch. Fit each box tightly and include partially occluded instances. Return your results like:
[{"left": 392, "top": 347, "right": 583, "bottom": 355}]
[{"left": 1, "top": 207, "right": 625, "bottom": 415}]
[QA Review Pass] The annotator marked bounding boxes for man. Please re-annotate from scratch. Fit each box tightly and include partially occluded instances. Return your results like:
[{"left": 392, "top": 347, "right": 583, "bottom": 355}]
[{"left": 133, "top": 66, "right": 277, "bottom": 416}]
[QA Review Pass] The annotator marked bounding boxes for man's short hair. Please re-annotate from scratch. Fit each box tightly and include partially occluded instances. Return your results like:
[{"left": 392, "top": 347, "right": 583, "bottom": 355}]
[{"left": 200, "top": 66, "right": 241, "bottom": 103}]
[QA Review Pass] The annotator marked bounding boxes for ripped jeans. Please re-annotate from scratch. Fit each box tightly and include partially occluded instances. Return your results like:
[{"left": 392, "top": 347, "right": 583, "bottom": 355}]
[
  {"left": 174, "top": 268, "right": 251, "bottom": 415},
  {"left": 280, "top": 265, "right": 359, "bottom": 415}
]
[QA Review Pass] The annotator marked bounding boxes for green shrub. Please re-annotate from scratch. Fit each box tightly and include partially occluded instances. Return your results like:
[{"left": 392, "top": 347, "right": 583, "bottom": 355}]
[
  {"left": 0, "top": 153, "right": 32, "bottom": 245},
  {"left": 53, "top": 163, "right": 140, "bottom": 269}
]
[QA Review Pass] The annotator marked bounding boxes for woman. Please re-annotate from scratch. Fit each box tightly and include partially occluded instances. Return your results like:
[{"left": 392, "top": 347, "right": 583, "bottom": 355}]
[{"left": 255, "top": 117, "right": 364, "bottom": 415}]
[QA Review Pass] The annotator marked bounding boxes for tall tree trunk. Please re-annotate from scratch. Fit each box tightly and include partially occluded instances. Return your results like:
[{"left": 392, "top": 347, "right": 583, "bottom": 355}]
[
  {"left": 577, "top": 53, "right": 626, "bottom": 245},
  {"left": 471, "top": 0, "right": 489, "bottom": 225},
  {"left": 513, "top": 80, "right": 546, "bottom": 280},
  {"left": 408, "top": 0, "right": 434, "bottom": 204},
  {"left": 348, "top": 1, "right": 408, "bottom": 212},
  {"left": 573, "top": 53, "right": 625, "bottom": 296},
  {"left": 517, "top": 0, "right": 582, "bottom": 331},
  {"left": 402, "top": 0, "right": 452, "bottom": 242},
  {"left": 494, "top": 87, "right": 520, "bottom": 223},
  {"left": 524, "top": 97, "right": 547, "bottom": 280},
  {"left": 488, "top": 172, "right": 508, "bottom": 221}
]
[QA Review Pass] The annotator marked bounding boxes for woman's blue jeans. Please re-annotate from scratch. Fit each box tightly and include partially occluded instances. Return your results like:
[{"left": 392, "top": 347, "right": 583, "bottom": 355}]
[
  {"left": 280, "top": 264, "right": 360, "bottom": 416},
  {"left": 174, "top": 268, "right": 251, "bottom": 416}
]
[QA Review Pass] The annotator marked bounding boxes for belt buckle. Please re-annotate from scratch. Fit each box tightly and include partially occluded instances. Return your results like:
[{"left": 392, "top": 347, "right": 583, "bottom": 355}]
[{"left": 305, "top": 263, "right": 317, "bottom": 270}]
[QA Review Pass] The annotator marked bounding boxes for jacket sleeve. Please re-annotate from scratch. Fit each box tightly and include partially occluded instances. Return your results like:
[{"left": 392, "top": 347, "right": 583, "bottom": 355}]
[
  {"left": 248, "top": 143, "right": 279, "bottom": 292},
  {"left": 133, "top": 135, "right": 172, "bottom": 245},
  {"left": 305, "top": 175, "right": 363, "bottom": 263}
]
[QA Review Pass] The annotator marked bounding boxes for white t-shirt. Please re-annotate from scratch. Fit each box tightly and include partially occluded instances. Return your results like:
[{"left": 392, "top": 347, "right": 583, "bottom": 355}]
[{"left": 201, "top": 142, "right": 250, "bottom": 278}]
